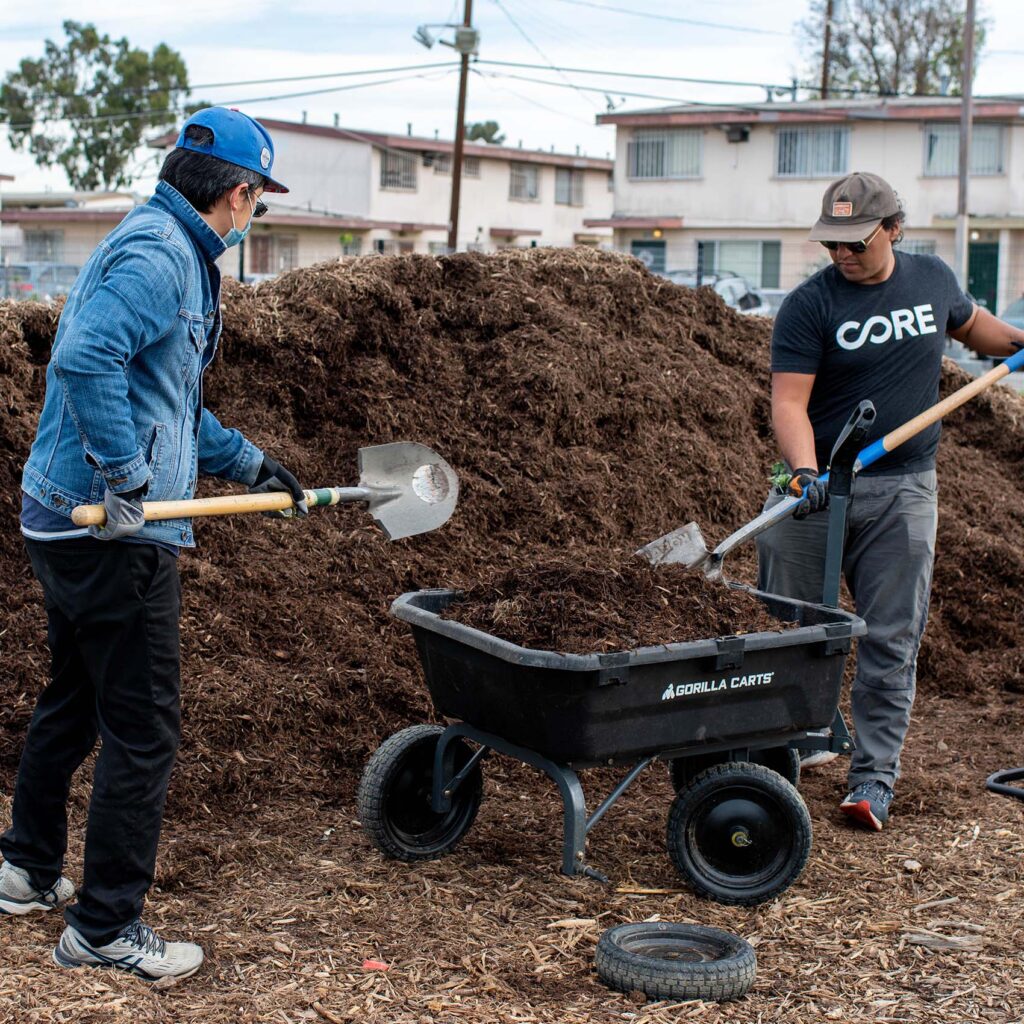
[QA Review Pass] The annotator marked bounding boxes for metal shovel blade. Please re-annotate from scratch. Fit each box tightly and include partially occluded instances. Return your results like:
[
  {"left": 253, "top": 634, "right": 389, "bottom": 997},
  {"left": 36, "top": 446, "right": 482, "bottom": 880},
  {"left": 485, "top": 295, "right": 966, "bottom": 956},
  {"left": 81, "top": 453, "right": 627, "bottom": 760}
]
[
  {"left": 635, "top": 521, "right": 716, "bottom": 574},
  {"left": 358, "top": 442, "right": 460, "bottom": 540}
]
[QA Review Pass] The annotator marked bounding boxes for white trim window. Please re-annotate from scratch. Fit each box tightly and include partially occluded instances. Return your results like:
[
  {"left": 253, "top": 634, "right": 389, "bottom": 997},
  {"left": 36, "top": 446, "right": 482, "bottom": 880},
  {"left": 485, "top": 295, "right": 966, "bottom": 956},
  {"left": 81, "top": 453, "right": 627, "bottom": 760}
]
[
  {"left": 923, "top": 122, "right": 1004, "bottom": 176},
  {"left": 776, "top": 126, "right": 849, "bottom": 178},
  {"left": 627, "top": 129, "right": 701, "bottom": 179},
  {"left": 899, "top": 239, "right": 937, "bottom": 255},
  {"left": 433, "top": 153, "right": 481, "bottom": 177},
  {"left": 698, "top": 239, "right": 781, "bottom": 289},
  {"left": 509, "top": 162, "right": 540, "bottom": 201},
  {"left": 380, "top": 150, "right": 417, "bottom": 190},
  {"left": 555, "top": 168, "right": 584, "bottom": 206}
]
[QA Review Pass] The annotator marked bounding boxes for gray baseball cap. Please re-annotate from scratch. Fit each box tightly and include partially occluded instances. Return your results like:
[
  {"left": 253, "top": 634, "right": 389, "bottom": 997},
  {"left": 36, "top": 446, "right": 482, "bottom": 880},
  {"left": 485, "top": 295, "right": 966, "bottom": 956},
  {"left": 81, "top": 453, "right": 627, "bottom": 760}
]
[{"left": 809, "top": 171, "right": 900, "bottom": 242}]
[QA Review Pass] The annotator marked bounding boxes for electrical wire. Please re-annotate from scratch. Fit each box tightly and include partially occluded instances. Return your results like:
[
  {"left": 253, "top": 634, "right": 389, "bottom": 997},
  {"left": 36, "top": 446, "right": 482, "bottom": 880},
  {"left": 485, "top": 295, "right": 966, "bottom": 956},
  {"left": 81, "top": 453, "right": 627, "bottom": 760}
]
[
  {"left": 489, "top": 0, "right": 600, "bottom": 108},
  {"left": 545, "top": 0, "right": 790, "bottom": 37}
]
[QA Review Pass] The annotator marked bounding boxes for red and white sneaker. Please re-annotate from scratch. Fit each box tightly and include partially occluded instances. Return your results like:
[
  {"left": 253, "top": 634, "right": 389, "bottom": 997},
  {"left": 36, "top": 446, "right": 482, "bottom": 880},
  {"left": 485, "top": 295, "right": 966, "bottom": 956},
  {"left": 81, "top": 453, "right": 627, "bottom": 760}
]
[{"left": 840, "top": 780, "right": 893, "bottom": 831}]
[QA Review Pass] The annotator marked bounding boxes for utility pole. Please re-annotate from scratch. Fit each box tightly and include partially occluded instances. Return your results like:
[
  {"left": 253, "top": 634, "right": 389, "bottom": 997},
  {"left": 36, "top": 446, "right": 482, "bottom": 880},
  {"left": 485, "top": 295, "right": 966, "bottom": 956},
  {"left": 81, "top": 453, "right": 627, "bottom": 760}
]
[
  {"left": 820, "top": 0, "right": 834, "bottom": 100},
  {"left": 448, "top": 0, "right": 474, "bottom": 253},
  {"left": 954, "top": 0, "right": 976, "bottom": 290}
]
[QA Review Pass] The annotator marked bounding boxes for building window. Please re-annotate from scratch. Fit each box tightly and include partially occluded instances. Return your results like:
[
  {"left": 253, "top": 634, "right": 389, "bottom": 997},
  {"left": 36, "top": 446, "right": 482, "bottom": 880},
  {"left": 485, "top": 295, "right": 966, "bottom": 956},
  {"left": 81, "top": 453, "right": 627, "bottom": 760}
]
[
  {"left": 432, "top": 153, "right": 480, "bottom": 177},
  {"left": 555, "top": 168, "right": 584, "bottom": 206},
  {"left": 923, "top": 122, "right": 1004, "bottom": 177},
  {"left": 509, "top": 163, "right": 540, "bottom": 201},
  {"left": 428, "top": 241, "right": 450, "bottom": 255},
  {"left": 607, "top": 171, "right": 614, "bottom": 192},
  {"left": 697, "top": 240, "right": 781, "bottom": 289},
  {"left": 373, "top": 239, "right": 399, "bottom": 255},
  {"left": 899, "top": 239, "right": 937, "bottom": 255},
  {"left": 627, "top": 129, "right": 701, "bottom": 180},
  {"left": 24, "top": 229, "right": 64, "bottom": 261},
  {"left": 630, "top": 240, "right": 666, "bottom": 273},
  {"left": 340, "top": 234, "right": 362, "bottom": 256},
  {"left": 775, "top": 126, "right": 849, "bottom": 178},
  {"left": 380, "top": 150, "right": 417, "bottom": 190},
  {"left": 250, "top": 234, "right": 298, "bottom": 275}
]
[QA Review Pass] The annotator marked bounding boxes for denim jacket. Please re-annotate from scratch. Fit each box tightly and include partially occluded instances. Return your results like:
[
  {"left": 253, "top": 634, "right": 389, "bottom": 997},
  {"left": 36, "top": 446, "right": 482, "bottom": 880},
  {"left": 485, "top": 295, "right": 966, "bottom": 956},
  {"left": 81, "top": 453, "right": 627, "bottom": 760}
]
[{"left": 22, "top": 181, "right": 263, "bottom": 548}]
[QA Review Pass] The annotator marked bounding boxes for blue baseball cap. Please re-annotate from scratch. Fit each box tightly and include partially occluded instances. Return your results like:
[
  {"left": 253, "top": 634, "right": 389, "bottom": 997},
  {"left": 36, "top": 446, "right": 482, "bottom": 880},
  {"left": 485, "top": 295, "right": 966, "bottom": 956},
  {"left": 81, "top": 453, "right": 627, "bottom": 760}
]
[{"left": 175, "top": 107, "right": 288, "bottom": 193}]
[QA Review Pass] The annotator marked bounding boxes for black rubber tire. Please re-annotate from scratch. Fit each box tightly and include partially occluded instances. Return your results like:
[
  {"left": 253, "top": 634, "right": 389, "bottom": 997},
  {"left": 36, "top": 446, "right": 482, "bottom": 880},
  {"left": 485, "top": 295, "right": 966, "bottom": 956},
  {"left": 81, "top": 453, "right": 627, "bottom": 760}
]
[
  {"left": 595, "top": 922, "right": 756, "bottom": 1002},
  {"left": 357, "top": 725, "right": 482, "bottom": 861},
  {"left": 669, "top": 746, "right": 801, "bottom": 791},
  {"left": 667, "top": 761, "right": 812, "bottom": 906}
]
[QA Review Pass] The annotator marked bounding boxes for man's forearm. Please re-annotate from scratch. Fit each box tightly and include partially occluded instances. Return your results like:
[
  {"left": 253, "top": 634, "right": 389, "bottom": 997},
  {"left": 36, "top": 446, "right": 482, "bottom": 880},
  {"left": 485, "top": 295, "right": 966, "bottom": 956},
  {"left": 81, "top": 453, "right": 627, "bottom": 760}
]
[
  {"left": 952, "top": 307, "right": 1024, "bottom": 358},
  {"left": 774, "top": 402, "right": 819, "bottom": 473}
]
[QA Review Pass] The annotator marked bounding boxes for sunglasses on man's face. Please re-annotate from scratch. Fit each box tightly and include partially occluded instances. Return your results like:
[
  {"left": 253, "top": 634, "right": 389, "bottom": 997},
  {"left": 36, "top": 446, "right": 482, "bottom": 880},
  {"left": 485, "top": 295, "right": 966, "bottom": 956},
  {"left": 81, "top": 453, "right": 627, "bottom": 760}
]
[
  {"left": 819, "top": 222, "right": 883, "bottom": 254},
  {"left": 252, "top": 197, "right": 268, "bottom": 219}
]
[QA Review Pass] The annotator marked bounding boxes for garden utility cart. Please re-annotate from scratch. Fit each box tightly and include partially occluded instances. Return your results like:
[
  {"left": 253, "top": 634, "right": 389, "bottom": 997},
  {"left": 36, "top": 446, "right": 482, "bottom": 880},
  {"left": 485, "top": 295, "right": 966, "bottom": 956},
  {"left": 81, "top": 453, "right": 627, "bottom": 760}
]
[{"left": 357, "top": 408, "right": 873, "bottom": 905}]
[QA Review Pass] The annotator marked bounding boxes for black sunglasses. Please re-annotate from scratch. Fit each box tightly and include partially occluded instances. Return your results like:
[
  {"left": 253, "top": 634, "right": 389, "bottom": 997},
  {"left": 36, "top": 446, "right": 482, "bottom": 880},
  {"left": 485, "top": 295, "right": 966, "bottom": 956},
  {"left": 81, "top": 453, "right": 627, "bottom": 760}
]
[
  {"left": 819, "top": 222, "right": 883, "bottom": 254},
  {"left": 252, "top": 197, "right": 268, "bottom": 219}
]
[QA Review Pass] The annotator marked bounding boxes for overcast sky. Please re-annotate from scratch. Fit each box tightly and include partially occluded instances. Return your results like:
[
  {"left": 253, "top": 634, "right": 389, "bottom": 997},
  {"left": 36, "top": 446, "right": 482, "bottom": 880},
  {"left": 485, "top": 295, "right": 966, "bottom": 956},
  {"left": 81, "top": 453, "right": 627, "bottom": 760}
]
[{"left": 2, "top": 1, "right": 1022, "bottom": 193}]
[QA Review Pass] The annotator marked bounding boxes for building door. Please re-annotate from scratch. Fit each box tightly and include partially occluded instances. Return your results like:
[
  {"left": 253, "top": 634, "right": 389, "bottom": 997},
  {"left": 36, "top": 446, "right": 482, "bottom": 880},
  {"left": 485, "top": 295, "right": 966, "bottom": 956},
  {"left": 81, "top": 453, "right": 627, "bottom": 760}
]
[
  {"left": 967, "top": 242, "right": 999, "bottom": 310},
  {"left": 630, "top": 240, "right": 666, "bottom": 273}
]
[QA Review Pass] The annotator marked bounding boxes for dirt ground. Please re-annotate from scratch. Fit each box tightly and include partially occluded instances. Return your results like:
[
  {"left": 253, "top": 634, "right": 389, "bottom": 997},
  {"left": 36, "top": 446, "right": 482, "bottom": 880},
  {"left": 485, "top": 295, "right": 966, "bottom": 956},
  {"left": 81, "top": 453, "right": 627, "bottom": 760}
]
[{"left": 1, "top": 249, "right": 1023, "bottom": 1021}]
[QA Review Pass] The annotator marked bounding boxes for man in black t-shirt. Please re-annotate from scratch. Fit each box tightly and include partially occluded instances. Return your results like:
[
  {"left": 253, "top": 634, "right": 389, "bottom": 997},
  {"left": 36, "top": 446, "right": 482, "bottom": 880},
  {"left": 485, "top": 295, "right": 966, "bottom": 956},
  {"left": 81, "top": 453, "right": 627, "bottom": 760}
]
[{"left": 757, "top": 171, "right": 1023, "bottom": 832}]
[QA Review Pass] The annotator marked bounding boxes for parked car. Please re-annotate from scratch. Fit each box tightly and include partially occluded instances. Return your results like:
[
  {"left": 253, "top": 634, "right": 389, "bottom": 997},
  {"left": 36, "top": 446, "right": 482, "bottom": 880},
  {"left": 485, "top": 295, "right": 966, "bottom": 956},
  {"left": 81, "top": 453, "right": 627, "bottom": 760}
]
[
  {"left": 0, "top": 262, "right": 81, "bottom": 301},
  {"left": 997, "top": 295, "right": 1024, "bottom": 331},
  {"left": 658, "top": 269, "right": 772, "bottom": 317}
]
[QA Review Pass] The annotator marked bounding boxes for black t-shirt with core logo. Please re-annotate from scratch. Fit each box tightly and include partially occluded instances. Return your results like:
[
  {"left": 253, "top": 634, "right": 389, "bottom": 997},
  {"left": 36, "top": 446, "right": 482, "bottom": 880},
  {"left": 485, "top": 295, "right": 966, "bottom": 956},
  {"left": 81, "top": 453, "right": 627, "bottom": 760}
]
[{"left": 771, "top": 252, "right": 974, "bottom": 475}]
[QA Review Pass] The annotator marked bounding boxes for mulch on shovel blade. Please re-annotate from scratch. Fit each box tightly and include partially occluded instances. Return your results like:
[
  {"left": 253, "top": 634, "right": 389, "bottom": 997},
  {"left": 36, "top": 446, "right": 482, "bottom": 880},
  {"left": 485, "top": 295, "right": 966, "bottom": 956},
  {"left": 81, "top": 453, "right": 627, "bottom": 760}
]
[{"left": 1, "top": 249, "right": 1022, "bottom": 1021}]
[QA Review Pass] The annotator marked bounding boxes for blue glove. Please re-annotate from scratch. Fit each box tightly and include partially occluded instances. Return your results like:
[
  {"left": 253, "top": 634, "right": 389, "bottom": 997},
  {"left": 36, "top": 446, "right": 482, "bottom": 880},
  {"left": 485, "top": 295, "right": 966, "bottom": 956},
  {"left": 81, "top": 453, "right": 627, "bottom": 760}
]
[
  {"left": 248, "top": 455, "right": 308, "bottom": 518},
  {"left": 788, "top": 468, "right": 829, "bottom": 520},
  {"left": 88, "top": 486, "right": 146, "bottom": 541}
]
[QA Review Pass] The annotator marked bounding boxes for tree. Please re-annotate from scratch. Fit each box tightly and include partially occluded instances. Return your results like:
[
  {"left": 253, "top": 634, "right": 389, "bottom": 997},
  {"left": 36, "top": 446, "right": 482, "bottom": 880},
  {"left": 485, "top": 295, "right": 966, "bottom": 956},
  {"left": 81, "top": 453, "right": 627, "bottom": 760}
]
[
  {"left": 0, "top": 21, "right": 195, "bottom": 190},
  {"left": 798, "top": 0, "right": 987, "bottom": 97},
  {"left": 465, "top": 120, "right": 505, "bottom": 144}
]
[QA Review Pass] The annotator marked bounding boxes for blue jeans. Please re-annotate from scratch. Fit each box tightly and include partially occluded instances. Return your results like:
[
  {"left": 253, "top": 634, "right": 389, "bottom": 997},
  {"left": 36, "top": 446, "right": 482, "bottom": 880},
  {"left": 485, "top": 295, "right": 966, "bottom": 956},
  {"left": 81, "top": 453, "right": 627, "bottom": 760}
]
[
  {"left": 1, "top": 538, "right": 181, "bottom": 945},
  {"left": 756, "top": 470, "right": 938, "bottom": 789}
]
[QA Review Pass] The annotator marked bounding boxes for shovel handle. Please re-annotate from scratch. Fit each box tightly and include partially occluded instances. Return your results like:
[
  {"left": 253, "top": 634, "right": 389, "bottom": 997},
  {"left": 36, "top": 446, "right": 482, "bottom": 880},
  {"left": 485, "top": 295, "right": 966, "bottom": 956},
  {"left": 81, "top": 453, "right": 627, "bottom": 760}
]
[{"left": 71, "top": 487, "right": 363, "bottom": 527}]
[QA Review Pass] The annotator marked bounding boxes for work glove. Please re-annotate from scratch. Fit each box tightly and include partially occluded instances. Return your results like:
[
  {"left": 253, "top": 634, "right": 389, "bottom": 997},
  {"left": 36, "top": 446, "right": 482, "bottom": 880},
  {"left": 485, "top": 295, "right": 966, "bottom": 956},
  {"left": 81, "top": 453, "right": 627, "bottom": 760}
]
[
  {"left": 248, "top": 455, "right": 308, "bottom": 518},
  {"left": 88, "top": 485, "right": 146, "bottom": 541},
  {"left": 788, "top": 468, "right": 829, "bottom": 520}
]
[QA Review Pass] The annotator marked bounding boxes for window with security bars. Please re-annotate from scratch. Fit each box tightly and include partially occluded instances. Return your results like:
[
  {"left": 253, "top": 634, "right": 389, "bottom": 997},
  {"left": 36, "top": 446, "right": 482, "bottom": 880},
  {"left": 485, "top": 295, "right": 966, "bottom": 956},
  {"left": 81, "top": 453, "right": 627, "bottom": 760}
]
[
  {"left": 775, "top": 126, "right": 849, "bottom": 178},
  {"left": 380, "top": 150, "right": 417, "bottom": 190},
  {"left": 923, "top": 123, "right": 1004, "bottom": 176},
  {"left": 250, "top": 234, "right": 298, "bottom": 274},
  {"left": 899, "top": 239, "right": 937, "bottom": 255},
  {"left": 627, "top": 129, "right": 701, "bottom": 179},
  {"left": 432, "top": 153, "right": 481, "bottom": 177},
  {"left": 509, "top": 163, "right": 540, "bottom": 200},
  {"left": 24, "top": 230, "right": 64, "bottom": 261},
  {"left": 555, "top": 168, "right": 584, "bottom": 206}
]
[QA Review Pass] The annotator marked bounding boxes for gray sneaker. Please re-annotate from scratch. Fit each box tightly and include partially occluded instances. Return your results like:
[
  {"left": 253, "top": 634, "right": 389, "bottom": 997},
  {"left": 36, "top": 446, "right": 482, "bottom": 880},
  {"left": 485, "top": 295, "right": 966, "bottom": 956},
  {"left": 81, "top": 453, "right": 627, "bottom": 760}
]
[
  {"left": 798, "top": 728, "right": 839, "bottom": 769},
  {"left": 54, "top": 921, "right": 204, "bottom": 981},
  {"left": 840, "top": 780, "right": 894, "bottom": 831},
  {"left": 0, "top": 860, "right": 75, "bottom": 915}
]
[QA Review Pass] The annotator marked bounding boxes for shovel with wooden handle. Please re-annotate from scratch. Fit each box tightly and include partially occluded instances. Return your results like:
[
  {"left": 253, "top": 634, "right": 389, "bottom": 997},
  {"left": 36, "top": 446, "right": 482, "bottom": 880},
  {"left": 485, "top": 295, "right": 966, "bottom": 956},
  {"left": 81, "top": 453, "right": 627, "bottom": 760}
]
[
  {"left": 72, "top": 441, "right": 460, "bottom": 541},
  {"left": 637, "top": 345, "right": 1024, "bottom": 577}
]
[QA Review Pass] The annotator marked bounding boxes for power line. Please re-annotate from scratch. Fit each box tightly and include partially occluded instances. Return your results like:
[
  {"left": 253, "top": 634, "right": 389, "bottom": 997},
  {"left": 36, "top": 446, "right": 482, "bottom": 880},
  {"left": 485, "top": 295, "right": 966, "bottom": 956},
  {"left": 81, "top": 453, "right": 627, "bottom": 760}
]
[
  {"left": 490, "top": 0, "right": 600, "bottom": 108},
  {"left": 545, "top": 0, "right": 790, "bottom": 37},
  {"left": 471, "top": 67, "right": 595, "bottom": 126}
]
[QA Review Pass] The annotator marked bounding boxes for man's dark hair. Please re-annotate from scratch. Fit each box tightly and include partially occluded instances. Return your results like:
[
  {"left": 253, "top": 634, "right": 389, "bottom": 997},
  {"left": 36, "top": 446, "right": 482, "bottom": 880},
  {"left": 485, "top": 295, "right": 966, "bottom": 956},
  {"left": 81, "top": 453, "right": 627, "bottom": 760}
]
[
  {"left": 158, "top": 125, "right": 267, "bottom": 212},
  {"left": 883, "top": 202, "right": 906, "bottom": 246}
]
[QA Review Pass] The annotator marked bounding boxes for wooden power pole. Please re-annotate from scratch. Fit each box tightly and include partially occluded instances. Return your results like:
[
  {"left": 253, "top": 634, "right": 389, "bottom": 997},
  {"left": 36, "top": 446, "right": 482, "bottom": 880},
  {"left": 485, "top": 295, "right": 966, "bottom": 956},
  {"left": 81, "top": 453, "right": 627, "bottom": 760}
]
[
  {"left": 821, "top": 0, "right": 834, "bottom": 100},
  {"left": 447, "top": 0, "right": 474, "bottom": 253},
  {"left": 954, "top": 0, "right": 977, "bottom": 290}
]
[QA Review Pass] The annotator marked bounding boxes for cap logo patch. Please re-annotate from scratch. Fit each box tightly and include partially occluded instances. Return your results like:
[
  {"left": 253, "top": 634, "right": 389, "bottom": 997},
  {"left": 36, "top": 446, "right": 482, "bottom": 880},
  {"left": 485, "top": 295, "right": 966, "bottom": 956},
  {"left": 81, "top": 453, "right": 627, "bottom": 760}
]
[
  {"left": 832, "top": 201, "right": 853, "bottom": 217},
  {"left": 260, "top": 146, "right": 271, "bottom": 169}
]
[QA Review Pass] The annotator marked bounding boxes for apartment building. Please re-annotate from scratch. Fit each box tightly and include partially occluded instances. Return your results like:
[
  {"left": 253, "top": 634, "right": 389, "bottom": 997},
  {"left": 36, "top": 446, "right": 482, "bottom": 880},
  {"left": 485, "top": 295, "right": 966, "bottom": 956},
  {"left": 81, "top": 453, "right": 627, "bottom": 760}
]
[{"left": 590, "top": 97, "right": 1024, "bottom": 313}]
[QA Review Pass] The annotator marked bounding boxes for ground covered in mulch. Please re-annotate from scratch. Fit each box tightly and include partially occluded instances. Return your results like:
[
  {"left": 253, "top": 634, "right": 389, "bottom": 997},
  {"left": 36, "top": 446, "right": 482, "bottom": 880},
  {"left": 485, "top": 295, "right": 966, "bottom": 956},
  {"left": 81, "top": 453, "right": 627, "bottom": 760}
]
[
  {"left": 439, "top": 559, "right": 791, "bottom": 652},
  {"left": 1, "top": 248, "right": 1023, "bottom": 1022}
]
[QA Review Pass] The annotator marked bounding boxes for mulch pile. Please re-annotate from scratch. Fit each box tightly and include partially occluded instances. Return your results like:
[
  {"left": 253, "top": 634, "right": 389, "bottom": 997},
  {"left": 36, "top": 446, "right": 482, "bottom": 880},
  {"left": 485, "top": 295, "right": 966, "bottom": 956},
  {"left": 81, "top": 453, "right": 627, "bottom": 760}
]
[
  {"left": 1, "top": 247, "right": 1022, "bottom": 816},
  {"left": 2, "top": 249, "right": 1024, "bottom": 1022},
  {"left": 440, "top": 558, "right": 791, "bottom": 652}
]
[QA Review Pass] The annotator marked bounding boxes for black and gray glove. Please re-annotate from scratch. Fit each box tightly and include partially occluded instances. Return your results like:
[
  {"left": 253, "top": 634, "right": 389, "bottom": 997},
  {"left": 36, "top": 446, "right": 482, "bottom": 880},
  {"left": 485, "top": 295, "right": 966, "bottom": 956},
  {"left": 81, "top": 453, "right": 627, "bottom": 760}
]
[
  {"left": 788, "top": 467, "right": 829, "bottom": 520},
  {"left": 248, "top": 455, "right": 308, "bottom": 518},
  {"left": 88, "top": 485, "right": 146, "bottom": 541}
]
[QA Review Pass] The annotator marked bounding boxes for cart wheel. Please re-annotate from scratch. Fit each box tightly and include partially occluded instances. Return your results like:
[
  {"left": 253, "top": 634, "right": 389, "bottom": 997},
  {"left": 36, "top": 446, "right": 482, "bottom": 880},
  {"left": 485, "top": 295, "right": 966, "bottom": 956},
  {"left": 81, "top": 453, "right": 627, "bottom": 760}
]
[
  {"left": 669, "top": 746, "right": 800, "bottom": 791},
  {"left": 595, "top": 922, "right": 756, "bottom": 1002},
  {"left": 667, "top": 762, "right": 812, "bottom": 906},
  {"left": 357, "top": 725, "right": 482, "bottom": 861}
]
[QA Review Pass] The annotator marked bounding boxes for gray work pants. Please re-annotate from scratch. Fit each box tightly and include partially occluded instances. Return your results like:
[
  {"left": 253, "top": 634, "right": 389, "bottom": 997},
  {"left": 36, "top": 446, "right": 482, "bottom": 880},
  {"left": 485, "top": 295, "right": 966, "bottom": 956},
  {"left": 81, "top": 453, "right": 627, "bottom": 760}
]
[{"left": 755, "top": 470, "right": 938, "bottom": 789}]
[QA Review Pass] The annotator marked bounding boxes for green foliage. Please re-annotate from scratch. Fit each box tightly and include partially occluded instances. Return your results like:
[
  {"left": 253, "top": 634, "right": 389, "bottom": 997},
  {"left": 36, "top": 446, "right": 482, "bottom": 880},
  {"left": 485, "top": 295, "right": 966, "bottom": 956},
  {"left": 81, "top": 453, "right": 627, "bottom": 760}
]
[
  {"left": 769, "top": 461, "right": 792, "bottom": 492},
  {"left": 0, "top": 21, "right": 196, "bottom": 190},
  {"left": 798, "top": 0, "right": 988, "bottom": 97},
  {"left": 465, "top": 120, "right": 506, "bottom": 144}
]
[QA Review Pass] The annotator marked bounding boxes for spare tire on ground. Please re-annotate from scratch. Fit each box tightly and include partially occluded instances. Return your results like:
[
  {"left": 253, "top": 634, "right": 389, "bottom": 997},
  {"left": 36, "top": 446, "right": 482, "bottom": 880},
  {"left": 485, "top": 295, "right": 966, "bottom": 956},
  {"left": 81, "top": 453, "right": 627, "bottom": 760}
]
[{"left": 594, "top": 922, "right": 756, "bottom": 1002}]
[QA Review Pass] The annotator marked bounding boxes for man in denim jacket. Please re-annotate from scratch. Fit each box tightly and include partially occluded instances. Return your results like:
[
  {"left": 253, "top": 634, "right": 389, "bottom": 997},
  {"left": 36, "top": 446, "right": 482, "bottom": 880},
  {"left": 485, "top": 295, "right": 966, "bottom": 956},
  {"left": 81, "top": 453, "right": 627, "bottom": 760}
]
[{"left": 0, "top": 108, "right": 305, "bottom": 981}]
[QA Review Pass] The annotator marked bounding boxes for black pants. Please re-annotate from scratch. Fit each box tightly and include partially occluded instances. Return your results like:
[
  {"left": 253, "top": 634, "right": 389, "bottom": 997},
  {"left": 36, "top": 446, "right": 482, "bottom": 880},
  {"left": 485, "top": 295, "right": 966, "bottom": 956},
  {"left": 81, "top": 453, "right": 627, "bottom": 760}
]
[{"left": 2, "top": 538, "right": 181, "bottom": 946}]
